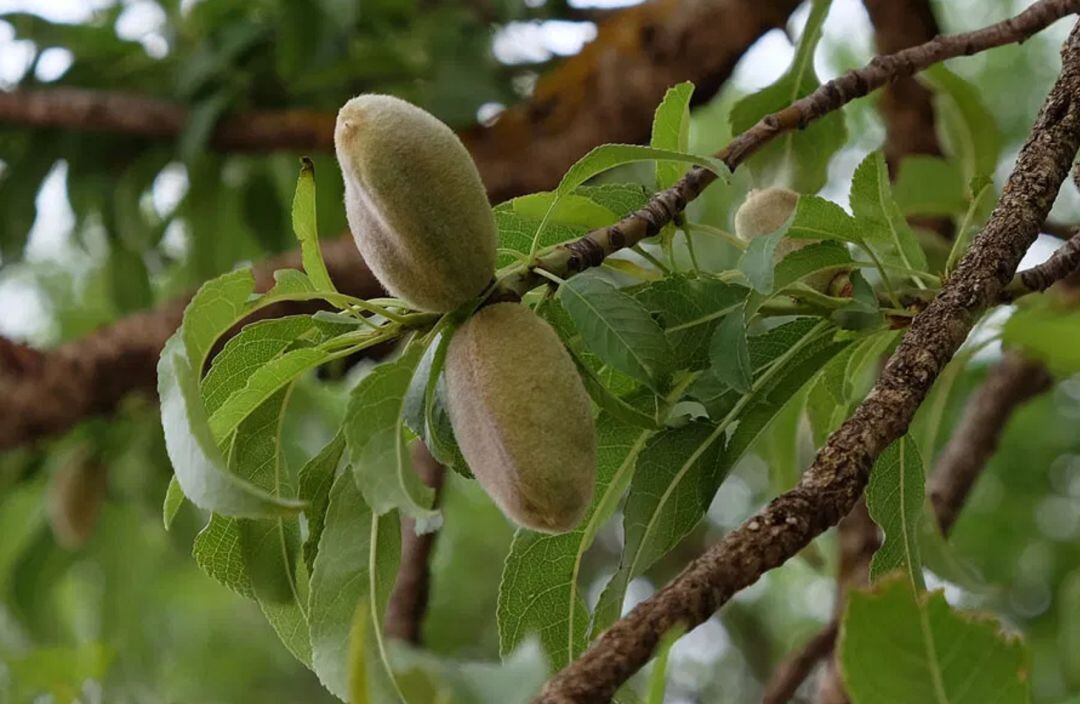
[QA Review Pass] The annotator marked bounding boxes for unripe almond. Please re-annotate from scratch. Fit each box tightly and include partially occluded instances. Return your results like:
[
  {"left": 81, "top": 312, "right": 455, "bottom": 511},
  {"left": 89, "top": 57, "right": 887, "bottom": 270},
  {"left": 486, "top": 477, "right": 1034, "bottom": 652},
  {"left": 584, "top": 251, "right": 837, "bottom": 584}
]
[
  {"left": 47, "top": 459, "right": 107, "bottom": 549},
  {"left": 335, "top": 94, "right": 497, "bottom": 312},
  {"left": 445, "top": 303, "right": 595, "bottom": 533},
  {"left": 735, "top": 186, "right": 840, "bottom": 292}
]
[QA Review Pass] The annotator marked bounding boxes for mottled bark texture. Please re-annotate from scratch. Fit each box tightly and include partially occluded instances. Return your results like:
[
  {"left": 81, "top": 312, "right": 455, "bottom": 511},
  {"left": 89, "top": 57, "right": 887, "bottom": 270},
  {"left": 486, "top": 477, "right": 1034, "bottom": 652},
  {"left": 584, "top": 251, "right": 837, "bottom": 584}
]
[
  {"left": 502, "top": 0, "right": 1079, "bottom": 301},
  {"left": 0, "top": 0, "right": 802, "bottom": 452},
  {"left": 384, "top": 443, "right": 447, "bottom": 644},
  {"left": 535, "top": 17, "right": 1080, "bottom": 703}
]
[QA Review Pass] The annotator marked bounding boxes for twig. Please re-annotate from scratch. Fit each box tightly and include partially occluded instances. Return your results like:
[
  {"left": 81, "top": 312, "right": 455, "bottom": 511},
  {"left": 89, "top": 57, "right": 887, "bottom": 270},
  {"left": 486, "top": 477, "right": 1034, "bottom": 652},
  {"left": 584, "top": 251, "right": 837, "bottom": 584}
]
[
  {"left": 535, "top": 18, "right": 1080, "bottom": 703},
  {"left": 1006, "top": 228, "right": 1080, "bottom": 296},
  {"left": 761, "top": 622, "right": 839, "bottom": 704},
  {"left": 384, "top": 442, "right": 447, "bottom": 643},
  {"left": 499, "top": 0, "right": 1078, "bottom": 300}
]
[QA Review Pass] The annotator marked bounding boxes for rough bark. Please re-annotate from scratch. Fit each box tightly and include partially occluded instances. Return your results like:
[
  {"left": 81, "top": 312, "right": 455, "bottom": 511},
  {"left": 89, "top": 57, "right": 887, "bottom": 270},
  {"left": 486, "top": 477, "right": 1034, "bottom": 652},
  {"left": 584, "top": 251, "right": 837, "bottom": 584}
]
[
  {"left": 535, "top": 17, "right": 1080, "bottom": 703},
  {"left": 0, "top": 0, "right": 803, "bottom": 452}
]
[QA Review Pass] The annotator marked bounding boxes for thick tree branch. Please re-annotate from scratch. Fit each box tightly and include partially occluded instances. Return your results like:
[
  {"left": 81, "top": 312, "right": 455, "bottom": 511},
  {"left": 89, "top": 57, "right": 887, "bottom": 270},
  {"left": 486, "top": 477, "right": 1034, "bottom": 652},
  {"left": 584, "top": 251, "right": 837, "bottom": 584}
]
[
  {"left": 536, "top": 15, "right": 1080, "bottom": 703},
  {"left": 0, "top": 236, "right": 379, "bottom": 451},
  {"left": 0, "top": 0, "right": 801, "bottom": 453},
  {"left": 0, "top": 0, "right": 800, "bottom": 204},
  {"left": 500, "top": 0, "right": 1079, "bottom": 300}
]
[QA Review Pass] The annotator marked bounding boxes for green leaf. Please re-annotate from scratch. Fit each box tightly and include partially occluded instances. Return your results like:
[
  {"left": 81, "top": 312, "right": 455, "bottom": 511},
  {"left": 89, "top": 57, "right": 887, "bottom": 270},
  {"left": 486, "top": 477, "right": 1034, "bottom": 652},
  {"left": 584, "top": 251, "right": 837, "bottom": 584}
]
[
  {"left": 292, "top": 157, "right": 337, "bottom": 293},
  {"left": 646, "top": 624, "right": 685, "bottom": 704},
  {"left": 503, "top": 192, "right": 618, "bottom": 229},
  {"left": 208, "top": 347, "right": 331, "bottom": 442},
  {"left": 892, "top": 156, "right": 967, "bottom": 218},
  {"left": 162, "top": 476, "right": 184, "bottom": 530},
  {"left": 945, "top": 175, "right": 995, "bottom": 274},
  {"left": 1003, "top": 304, "right": 1080, "bottom": 374},
  {"left": 368, "top": 510, "right": 405, "bottom": 703},
  {"left": 158, "top": 333, "right": 304, "bottom": 518},
  {"left": 592, "top": 421, "right": 726, "bottom": 633},
  {"left": 559, "top": 273, "right": 673, "bottom": 391},
  {"left": 922, "top": 65, "right": 1001, "bottom": 183},
  {"left": 850, "top": 151, "right": 929, "bottom": 277},
  {"left": 182, "top": 268, "right": 257, "bottom": 370},
  {"left": 309, "top": 471, "right": 399, "bottom": 701},
  {"left": 497, "top": 415, "right": 652, "bottom": 668},
  {"left": 747, "top": 240, "right": 853, "bottom": 316},
  {"left": 840, "top": 576, "right": 1030, "bottom": 704},
  {"left": 556, "top": 144, "right": 729, "bottom": 197},
  {"left": 866, "top": 436, "right": 926, "bottom": 589},
  {"left": 570, "top": 350, "right": 660, "bottom": 431},
  {"left": 728, "top": 0, "right": 844, "bottom": 192},
  {"left": 651, "top": 82, "right": 695, "bottom": 190},
  {"left": 709, "top": 308, "right": 752, "bottom": 394},
  {"left": 787, "top": 194, "right": 861, "bottom": 244},
  {"left": 348, "top": 596, "right": 370, "bottom": 704},
  {"left": 634, "top": 275, "right": 749, "bottom": 371},
  {"left": 298, "top": 432, "right": 346, "bottom": 573},
  {"left": 737, "top": 219, "right": 789, "bottom": 293},
  {"left": 344, "top": 346, "right": 439, "bottom": 529}
]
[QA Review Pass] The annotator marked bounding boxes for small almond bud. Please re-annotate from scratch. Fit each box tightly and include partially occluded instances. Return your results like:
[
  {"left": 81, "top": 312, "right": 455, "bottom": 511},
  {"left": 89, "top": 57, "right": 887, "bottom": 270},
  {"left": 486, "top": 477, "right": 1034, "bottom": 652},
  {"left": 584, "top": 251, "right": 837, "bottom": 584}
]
[
  {"left": 335, "top": 94, "right": 497, "bottom": 312},
  {"left": 445, "top": 303, "right": 596, "bottom": 533},
  {"left": 47, "top": 459, "right": 107, "bottom": 549}
]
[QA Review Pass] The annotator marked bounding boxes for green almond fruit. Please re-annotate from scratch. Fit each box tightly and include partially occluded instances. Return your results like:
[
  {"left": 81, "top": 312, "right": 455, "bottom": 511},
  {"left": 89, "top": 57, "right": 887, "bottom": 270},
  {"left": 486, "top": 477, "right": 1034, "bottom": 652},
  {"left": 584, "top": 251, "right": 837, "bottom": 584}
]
[
  {"left": 335, "top": 94, "right": 497, "bottom": 312},
  {"left": 445, "top": 303, "right": 596, "bottom": 533}
]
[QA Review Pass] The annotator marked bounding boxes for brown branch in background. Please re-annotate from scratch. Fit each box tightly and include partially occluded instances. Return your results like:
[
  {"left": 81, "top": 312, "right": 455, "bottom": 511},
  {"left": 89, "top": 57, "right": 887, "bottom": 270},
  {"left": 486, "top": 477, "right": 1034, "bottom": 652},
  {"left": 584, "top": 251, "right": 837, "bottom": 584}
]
[
  {"left": 761, "top": 622, "right": 839, "bottom": 704},
  {"left": 861, "top": 0, "right": 944, "bottom": 172},
  {"left": 536, "top": 17, "right": 1080, "bottom": 703},
  {"left": 500, "top": 0, "right": 1079, "bottom": 300},
  {"left": 928, "top": 351, "right": 1053, "bottom": 534},
  {"left": 0, "top": 236, "right": 379, "bottom": 451},
  {"left": 1017, "top": 228, "right": 1080, "bottom": 294},
  {"left": 766, "top": 347, "right": 1055, "bottom": 702},
  {"left": 0, "top": 0, "right": 801, "bottom": 453},
  {"left": 385, "top": 442, "right": 447, "bottom": 644},
  {"left": 0, "top": 0, "right": 801, "bottom": 204}
]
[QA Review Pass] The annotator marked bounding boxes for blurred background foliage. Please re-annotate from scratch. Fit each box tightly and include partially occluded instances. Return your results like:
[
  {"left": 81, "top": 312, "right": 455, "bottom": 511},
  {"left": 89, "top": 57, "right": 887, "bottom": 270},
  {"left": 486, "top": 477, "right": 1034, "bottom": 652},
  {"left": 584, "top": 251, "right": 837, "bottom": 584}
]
[{"left": 0, "top": 0, "right": 1078, "bottom": 702}]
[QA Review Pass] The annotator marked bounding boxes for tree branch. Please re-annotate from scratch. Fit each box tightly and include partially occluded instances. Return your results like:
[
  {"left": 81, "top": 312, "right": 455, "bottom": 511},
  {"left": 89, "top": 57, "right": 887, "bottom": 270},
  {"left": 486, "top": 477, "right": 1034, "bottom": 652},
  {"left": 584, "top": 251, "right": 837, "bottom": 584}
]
[
  {"left": 0, "top": 0, "right": 802, "bottom": 453},
  {"left": 500, "top": 0, "right": 1079, "bottom": 300},
  {"left": 0, "top": 0, "right": 801, "bottom": 204},
  {"left": 763, "top": 348, "right": 1054, "bottom": 703},
  {"left": 535, "top": 14, "right": 1080, "bottom": 703},
  {"left": 384, "top": 442, "right": 447, "bottom": 644}
]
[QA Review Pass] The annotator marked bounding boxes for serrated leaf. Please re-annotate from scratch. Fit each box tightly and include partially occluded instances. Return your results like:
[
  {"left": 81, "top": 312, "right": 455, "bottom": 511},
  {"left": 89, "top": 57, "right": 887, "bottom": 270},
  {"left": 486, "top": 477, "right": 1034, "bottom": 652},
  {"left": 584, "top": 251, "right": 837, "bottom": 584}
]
[
  {"left": 309, "top": 471, "right": 400, "bottom": 701},
  {"left": 344, "top": 347, "right": 439, "bottom": 529},
  {"left": 634, "top": 275, "right": 749, "bottom": 370},
  {"left": 738, "top": 220, "right": 789, "bottom": 293},
  {"left": 292, "top": 157, "right": 337, "bottom": 293},
  {"left": 866, "top": 437, "right": 925, "bottom": 588},
  {"left": 298, "top": 432, "right": 346, "bottom": 573},
  {"left": 787, "top": 194, "right": 861, "bottom": 243},
  {"left": 709, "top": 308, "right": 752, "bottom": 394},
  {"left": 850, "top": 151, "right": 929, "bottom": 277},
  {"left": 592, "top": 421, "right": 726, "bottom": 633},
  {"left": 840, "top": 575, "right": 1030, "bottom": 704},
  {"left": 728, "top": 0, "right": 844, "bottom": 192},
  {"left": 498, "top": 416, "right": 651, "bottom": 668},
  {"left": 651, "top": 82, "right": 695, "bottom": 190},
  {"left": 183, "top": 268, "right": 257, "bottom": 370},
  {"left": 158, "top": 333, "right": 304, "bottom": 518},
  {"left": 559, "top": 273, "right": 673, "bottom": 391},
  {"left": 922, "top": 65, "right": 1001, "bottom": 183}
]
